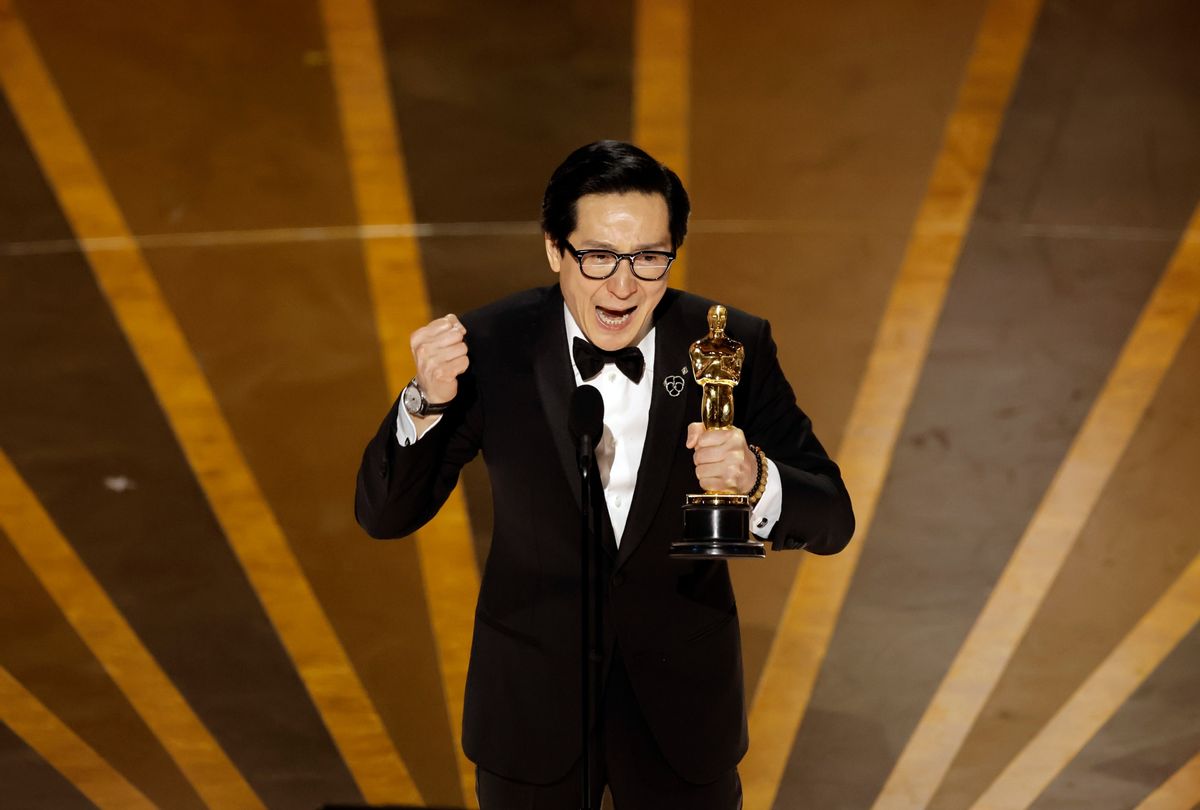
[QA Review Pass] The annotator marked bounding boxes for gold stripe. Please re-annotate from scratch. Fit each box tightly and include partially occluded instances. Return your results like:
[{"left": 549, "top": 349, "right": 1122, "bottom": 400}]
[
  {"left": 0, "top": 6, "right": 419, "bottom": 804},
  {"left": 0, "top": 451, "right": 261, "bottom": 808},
  {"left": 1135, "top": 750, "right": 1200, "bottom": 810},
  {"left": 880, "top": 206, "right": 1200, "bottom": 810},
  {"left": 740, "top": 1, "right": 1045, "bottom": 807},
  {"left": 971, "top": 552, "right": 1200, "bottom": 809},
  {"left": 633, "top": 0, "right": 691, "bottom": 288},
  {"left": 0, "top": 665, "right": 155, "bottom": 810},
  {"left": 319, "top": 0, "right": 481, "bottom": 804}
]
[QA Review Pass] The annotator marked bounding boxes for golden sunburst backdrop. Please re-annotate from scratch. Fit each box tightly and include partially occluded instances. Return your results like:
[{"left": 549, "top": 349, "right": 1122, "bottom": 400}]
[{"left": 1, "top": 0, "right": 1198, "bottom": 808}]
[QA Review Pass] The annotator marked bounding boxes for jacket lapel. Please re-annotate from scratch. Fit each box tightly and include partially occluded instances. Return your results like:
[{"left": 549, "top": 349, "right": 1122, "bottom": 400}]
[
  {"left": 532, "top": 286, "right": 580, "bottom": 507},
  {"left": 616, "top": 290, "right": 692, "bottom": 569}
]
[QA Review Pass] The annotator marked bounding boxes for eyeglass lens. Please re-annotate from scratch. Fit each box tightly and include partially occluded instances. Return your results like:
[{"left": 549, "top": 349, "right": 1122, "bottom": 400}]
[{"left": 579, "top": 251, "right": 672, "bottom": 280}]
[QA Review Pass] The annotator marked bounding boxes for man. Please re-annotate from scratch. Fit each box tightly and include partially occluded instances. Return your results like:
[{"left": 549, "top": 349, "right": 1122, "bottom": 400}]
[{"left": 355, "top": 140, "right": 854, "bottom": 809}]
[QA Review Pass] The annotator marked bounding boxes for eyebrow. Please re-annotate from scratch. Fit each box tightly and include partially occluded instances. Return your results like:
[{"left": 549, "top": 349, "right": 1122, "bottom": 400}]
[{"left": 578, "top": 240, "right": 672, "bottom": 252}]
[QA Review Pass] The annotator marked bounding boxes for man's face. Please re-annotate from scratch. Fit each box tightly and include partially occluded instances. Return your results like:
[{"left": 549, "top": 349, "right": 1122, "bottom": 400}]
[{"left": 546, "top": 192, "right": 672, "bottom": 351}]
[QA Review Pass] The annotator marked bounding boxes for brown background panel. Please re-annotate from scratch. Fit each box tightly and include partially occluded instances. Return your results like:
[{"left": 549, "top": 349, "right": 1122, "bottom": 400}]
[
  {"left": 0, "top": 247, "right": 360, "bottom": 808},
  {"left": 0, "top": 91, "right": 72, "bottom": 246},
  {"left": 979, "top": 0, "right": 1200, "bottom": 230},
  {"left": 2, "top": 85, "right": 141, "bottom": 810},
  {"left": 688, "top": 0, "right": 989, "bottom": 224},
  {"left": 0, "top": 527, "right": 202, "bottom": 810},
  {"left": 145, "top": 239, "right": 461, "bottom": 806},
  {"left": 11, "top": 1, "right": 461, "bottom": 801},
  {"left": 1031, "top": 625, "right": 1200, "bottom": 810},
  {"left": 933, "top": 316, "right": 1200, "bottom": 807},
  {"left": 777, "top": 0, "right": 1200, "bottom": 805},
  {"left": 375, "top": 0, "right": 634, "bottom": 224},
  {"left": 417, "top": 233, "right": 550, "bottom": 319},
  {"left": 783, "top": 236, "right": 1174, "bottom": 808},
  {"left": 687, "top": 0, "right": 991, "bottom": 698},
  {"left": 14, "top": 0, "right": 357, "bottom": 234},
  {"left": 0, "top": 723, "right": 94, "bottom": 810}
]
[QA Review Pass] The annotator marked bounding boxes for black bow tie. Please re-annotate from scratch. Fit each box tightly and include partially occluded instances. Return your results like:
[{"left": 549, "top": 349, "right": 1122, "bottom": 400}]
[{"left": 572, "top": 337, "right": 645, "bottom": 384}]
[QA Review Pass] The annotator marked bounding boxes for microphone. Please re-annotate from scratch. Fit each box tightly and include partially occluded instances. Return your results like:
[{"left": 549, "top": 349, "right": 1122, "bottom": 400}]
[{"left": 568, "top": 384, "right": 604, "bottom": 470}]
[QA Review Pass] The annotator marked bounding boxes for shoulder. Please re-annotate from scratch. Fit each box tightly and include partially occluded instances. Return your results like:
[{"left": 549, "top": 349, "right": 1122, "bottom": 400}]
[
  {"left": 459, "top": 285, "right": 561, "bottom": 371},
  {"left": 461, "top": 285, "right": 557, "bottom": 339},
  {"left": 461, "top": 285, "right": 552, "bottom": 329}
]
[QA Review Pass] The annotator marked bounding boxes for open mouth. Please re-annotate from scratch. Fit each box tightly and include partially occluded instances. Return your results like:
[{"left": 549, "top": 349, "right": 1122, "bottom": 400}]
[{"left": 595, "top": 305, "right": 636, "bottom": 330}]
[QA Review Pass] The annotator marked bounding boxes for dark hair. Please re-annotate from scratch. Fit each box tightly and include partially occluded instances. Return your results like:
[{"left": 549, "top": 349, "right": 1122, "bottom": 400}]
[{"left": 541, "top": 140, "right": 690, "bottom": 253}]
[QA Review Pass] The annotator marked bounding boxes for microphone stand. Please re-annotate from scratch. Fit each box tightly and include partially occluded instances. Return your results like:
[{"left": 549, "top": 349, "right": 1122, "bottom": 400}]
[
  {"left": 578, "top": 433, "right": 597, "bottom": 810},
  {"left": 570, "top": 384, "right": 604, "bottom": 810}
]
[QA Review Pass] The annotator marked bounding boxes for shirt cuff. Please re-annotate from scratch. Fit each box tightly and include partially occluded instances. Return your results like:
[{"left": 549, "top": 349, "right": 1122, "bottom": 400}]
[
  {"left": 750, "top": 459, "right": 783, "bottom": 539},
  {"left": 395, "top": 407, "right": 442, "bottom": 448}
]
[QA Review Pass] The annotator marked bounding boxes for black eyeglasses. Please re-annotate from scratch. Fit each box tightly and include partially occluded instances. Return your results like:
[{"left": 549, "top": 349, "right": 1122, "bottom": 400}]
[{"left": 564, "top": 241, "right": 676, "bottom": 281}]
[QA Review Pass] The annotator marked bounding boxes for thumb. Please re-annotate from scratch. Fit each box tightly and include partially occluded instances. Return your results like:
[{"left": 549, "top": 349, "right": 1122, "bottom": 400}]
[{"left": 685, "top": 422, "right": 704, "bottom": 449}]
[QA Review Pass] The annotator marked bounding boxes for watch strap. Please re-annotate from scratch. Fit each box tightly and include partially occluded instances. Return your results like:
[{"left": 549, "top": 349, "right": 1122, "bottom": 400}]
[{"left": 422, "top": 397, "right": 452, "bottom": 416}]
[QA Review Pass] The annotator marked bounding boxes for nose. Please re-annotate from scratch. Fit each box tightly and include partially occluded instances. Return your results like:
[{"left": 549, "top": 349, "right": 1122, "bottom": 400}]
[{"left": 606, "top": 257, "right": 638, "bottom": 298}]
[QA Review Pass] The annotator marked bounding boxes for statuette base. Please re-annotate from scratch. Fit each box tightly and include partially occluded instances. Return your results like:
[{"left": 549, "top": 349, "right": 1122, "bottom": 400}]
[{"left": 671, "top": 493, "right": 766, "bottom": 559}]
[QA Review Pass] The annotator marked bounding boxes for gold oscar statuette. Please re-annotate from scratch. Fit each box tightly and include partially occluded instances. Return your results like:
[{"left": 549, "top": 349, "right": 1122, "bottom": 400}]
[{"left": 670, "top": 304, "right": 766, "bottom": 559}]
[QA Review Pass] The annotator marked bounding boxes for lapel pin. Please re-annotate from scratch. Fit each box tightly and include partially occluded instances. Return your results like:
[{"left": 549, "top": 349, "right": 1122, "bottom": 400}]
[{"left": 663, "top": 374, "right": 685, "bottom": 398}]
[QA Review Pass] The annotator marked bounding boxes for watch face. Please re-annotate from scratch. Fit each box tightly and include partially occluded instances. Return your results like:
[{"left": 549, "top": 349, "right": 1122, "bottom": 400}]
[{"left": 402, "top": 382, "right": 423, "bottom": 415}]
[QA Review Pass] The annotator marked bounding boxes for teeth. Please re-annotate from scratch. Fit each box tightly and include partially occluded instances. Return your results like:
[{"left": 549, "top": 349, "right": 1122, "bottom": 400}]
[{"left": 597, "top": 307, "right": 633, "bottom": 327}]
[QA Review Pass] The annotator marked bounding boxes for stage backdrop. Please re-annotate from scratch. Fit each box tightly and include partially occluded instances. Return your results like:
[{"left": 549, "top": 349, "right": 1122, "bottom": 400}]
[{"left": 0, "top": 0, "right": 1197, "bottom": 808}]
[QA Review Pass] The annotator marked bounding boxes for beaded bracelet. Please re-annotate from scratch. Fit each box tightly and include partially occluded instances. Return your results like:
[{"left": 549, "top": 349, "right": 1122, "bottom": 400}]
[{"left": 747, "top": 445, "right": 768, "bottom": 507}]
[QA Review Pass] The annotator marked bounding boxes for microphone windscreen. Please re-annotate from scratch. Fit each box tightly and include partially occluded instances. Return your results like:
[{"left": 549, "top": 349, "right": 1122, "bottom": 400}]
[{"left": 568, "top": 384, "right": 604, "bottom": 442}]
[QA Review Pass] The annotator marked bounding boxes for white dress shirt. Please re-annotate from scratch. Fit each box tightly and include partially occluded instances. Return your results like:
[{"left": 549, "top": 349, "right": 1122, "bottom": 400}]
[{"left": 396, "top": 303, "right": 783, "bottom": 545}]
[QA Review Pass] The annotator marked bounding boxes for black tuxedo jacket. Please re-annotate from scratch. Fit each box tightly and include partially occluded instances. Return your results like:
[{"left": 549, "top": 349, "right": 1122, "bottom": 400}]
[{"left": 355, "top": 285, "right": 854, "bottom": 785}]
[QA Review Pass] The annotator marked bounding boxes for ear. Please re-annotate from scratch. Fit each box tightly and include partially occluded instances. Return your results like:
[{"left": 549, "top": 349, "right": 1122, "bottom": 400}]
[{"left": 544, "top": 234, "right": 563, "bottom": 275}]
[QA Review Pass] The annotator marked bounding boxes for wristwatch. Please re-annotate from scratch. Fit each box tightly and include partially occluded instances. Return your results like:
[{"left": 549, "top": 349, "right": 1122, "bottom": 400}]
[{"left": 402, "top": 377, "right": 453, "bottom": 418}]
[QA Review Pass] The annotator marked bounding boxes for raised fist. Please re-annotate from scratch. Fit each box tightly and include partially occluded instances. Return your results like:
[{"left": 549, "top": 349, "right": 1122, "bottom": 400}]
[{"left": 410, "top": 314, "right": 469, "bottom": 405}]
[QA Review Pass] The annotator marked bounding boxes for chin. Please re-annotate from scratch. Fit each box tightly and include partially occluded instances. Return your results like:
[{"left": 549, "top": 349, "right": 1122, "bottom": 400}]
[
  {"left": 587, "top": 329, "right": 634, "bottom": 350},
  {"left": 590, "top": 334, "right": 630, "bottom": 351}
]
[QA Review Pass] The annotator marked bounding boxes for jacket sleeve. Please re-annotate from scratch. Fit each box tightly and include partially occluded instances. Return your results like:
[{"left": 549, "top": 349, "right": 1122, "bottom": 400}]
[
  {"left": 354, "top": 371, "right": 483, "bottom": 540},
  {"left": 739, "top": 319, "right": 855, "bottom": 554}
]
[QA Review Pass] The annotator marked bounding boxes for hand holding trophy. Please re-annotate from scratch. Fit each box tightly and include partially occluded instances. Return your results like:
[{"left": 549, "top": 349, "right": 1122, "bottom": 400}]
[{"left": 671, "top": 305, "right": 767, "bottom": 559}]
